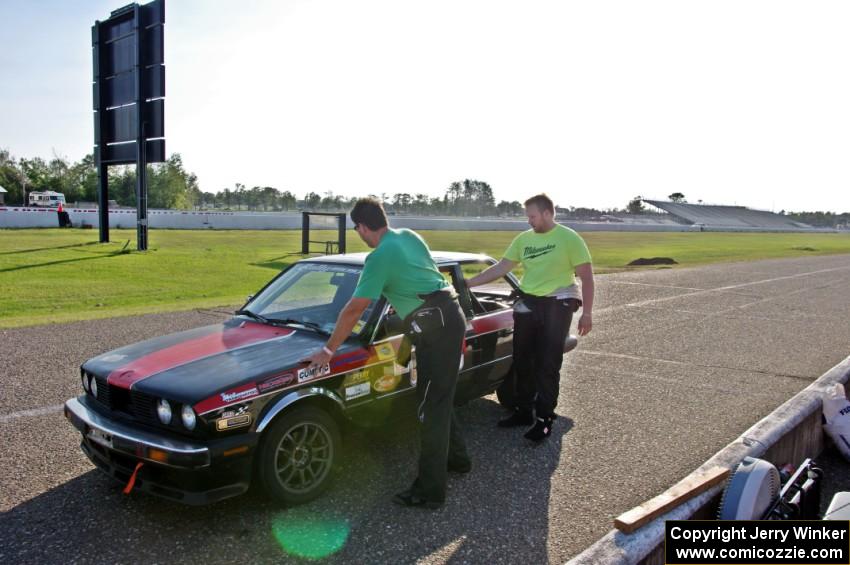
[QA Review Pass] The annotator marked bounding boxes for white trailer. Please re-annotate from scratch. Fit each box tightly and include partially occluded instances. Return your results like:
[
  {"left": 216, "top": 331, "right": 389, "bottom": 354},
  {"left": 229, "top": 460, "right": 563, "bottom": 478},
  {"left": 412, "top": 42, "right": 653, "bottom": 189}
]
[{"left": 28, "top": 190, "right": 66, "bottom": 207}]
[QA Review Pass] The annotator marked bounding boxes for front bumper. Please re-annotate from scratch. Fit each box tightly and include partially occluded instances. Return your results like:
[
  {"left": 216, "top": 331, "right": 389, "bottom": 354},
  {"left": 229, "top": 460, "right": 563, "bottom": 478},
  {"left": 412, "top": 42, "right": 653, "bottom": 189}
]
[
  {"left": 65, "top": 396, "right": 256, "bottom": 505},
  {"left": 65, "top": 397, "right": 210, "bottom": 467}
]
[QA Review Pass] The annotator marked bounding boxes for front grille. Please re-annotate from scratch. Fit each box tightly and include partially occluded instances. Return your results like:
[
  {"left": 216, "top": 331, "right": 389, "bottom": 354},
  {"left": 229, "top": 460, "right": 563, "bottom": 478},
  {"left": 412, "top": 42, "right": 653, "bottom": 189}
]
[
  {"left": 110, "top": 385, "right": 131, "bottom": 412},
  {"left": 130, "top": 391, "right": 158, "bottom": 426},
  {"left": 88, "top": 374, "right": 158, "bottom": 425},
  {"left": 92, "top": 375, "right": 112, "bottom": 410},
  {"left": 84, "top": 371, "right": 203, "bottom": 438}
]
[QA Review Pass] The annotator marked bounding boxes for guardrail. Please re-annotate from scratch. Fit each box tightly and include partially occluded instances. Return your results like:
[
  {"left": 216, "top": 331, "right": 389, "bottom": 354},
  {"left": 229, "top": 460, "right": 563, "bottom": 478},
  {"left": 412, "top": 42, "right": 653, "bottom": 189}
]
[{"left": 567, "top": 354, "right": 850, "bottom": 565}]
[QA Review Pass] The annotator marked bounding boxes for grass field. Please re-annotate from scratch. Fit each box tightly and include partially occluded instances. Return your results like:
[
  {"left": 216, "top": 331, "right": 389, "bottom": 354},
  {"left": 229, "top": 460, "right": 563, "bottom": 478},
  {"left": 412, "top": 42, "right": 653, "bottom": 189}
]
[{"left": 2, "top": 228, "right": 849, "bottom": 328}]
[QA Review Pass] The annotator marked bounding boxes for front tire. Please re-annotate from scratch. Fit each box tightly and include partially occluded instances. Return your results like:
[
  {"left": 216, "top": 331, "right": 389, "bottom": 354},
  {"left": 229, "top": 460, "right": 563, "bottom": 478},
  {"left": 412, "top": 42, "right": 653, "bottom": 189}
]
[{"left": 257, "top": 405, "right": 341, "bottom": 505}]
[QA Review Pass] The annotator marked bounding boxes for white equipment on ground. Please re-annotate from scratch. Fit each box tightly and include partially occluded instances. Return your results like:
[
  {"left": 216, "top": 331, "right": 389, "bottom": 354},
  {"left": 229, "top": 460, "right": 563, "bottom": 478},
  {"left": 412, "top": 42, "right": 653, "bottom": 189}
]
[
  {"left": 718, "top": 456, "right": 827, "bottom": 520},
  {"left": 822, "top": 383, "right": 850, "bottom": 461},
  {"left": 718, "top": 457, "right": 781, "bottom": 519}
]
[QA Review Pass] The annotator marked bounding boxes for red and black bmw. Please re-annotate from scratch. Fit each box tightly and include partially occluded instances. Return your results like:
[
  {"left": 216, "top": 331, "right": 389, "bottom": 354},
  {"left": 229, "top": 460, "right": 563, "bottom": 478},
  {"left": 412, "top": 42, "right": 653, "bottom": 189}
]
[{"left": 65, "top": 252, "right": 576, "bottom": 505}]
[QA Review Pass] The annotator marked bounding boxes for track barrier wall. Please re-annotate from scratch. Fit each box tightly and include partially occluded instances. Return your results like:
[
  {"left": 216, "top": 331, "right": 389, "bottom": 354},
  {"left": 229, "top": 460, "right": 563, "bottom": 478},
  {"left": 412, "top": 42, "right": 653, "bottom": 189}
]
[{"left": 0, "top": 207, "right": 837, "bottom": 232}]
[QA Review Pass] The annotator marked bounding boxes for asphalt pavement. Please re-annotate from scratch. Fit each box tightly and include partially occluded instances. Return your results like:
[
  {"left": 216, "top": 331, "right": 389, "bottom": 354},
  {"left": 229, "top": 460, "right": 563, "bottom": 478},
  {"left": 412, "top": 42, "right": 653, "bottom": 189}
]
[{"left": 1, "top": 254, "right": 849, "bottom": 564}]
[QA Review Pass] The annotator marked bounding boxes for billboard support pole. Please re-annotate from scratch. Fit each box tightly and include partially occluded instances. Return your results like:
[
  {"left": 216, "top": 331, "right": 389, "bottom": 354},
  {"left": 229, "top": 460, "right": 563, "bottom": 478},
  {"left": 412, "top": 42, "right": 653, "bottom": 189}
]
[
  {"left": 97, "top": 160, "right": 109, "bottom": 242},
  {"left": 134, "top": 3, "right": 148, "bottom": 251},
  {"left": 93, "top": 19, "right": 109, "bottom": 243}
]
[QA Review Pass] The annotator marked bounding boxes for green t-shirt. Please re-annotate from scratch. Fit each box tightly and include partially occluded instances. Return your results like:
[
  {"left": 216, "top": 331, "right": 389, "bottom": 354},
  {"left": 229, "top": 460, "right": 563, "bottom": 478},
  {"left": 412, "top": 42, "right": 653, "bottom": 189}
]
[
  {"left": 352, "top": 228, "right": 447, "bottom": 319},
  {"left": 503, "top": 224, "right": 592, "bottom": 296}
]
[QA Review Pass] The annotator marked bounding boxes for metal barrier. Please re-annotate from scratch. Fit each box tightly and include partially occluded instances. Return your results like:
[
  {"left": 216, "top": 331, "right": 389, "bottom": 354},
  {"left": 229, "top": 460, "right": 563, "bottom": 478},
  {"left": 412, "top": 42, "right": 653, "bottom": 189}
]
[{"left": 2, "top": 207, "right": 836, "bottom": 232}]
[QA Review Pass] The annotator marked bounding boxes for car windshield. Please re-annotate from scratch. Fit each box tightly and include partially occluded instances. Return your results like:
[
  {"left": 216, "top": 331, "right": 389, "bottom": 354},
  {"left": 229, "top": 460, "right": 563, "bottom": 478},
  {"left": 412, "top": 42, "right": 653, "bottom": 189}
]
[{"left": 244, "top": 262, "right": 374, "bottom": 335}]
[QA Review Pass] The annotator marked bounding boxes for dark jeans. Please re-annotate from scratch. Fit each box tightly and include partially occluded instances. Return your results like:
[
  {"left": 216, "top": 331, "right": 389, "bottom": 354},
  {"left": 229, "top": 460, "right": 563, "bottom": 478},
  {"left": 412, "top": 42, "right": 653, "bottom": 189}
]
[
  {"left": 408, "top": 296, "right": 470, "bottom": 502},
  {"left": 513, "top": 296, "right": 575, "bottom": 418}
]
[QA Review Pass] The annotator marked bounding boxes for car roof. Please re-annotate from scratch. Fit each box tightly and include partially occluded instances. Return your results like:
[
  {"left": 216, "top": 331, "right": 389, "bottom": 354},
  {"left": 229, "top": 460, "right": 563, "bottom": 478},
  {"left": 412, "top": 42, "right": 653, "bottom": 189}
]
[{"left": 302, "top": 251, "right": 493, "bottom": 266}]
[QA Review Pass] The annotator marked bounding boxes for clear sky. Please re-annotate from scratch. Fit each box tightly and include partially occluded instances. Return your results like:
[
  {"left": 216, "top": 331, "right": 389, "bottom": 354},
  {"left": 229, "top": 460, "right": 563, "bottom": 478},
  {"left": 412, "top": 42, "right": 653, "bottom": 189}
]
[{"left": 1, "top": 0, "right": 848, "bottom": 213}]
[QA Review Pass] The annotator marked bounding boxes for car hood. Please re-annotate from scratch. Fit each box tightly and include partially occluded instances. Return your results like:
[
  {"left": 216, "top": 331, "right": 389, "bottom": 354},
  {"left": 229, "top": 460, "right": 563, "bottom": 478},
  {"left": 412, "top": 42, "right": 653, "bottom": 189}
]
[{"left": 82, "top": 319, "right": 333, "bottom": 405}]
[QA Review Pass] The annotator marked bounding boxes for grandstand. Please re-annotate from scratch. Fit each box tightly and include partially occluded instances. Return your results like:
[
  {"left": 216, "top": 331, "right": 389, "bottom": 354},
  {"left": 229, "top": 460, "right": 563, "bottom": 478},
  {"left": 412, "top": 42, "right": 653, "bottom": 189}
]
[{"left": 642, "top": 200, "right": 815, "bottom": 231}]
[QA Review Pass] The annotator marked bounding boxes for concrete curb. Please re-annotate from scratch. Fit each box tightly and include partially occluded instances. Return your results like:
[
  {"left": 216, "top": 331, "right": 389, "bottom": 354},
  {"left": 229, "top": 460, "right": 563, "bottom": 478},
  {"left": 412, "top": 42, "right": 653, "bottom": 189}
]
[{"left": 567, "top": 353, "right": 850, "bottom": 565}]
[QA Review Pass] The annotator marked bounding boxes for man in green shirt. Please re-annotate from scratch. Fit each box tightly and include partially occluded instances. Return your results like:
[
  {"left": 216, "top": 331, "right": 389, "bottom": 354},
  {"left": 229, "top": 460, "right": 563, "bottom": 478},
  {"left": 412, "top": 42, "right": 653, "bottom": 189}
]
[
  {"left": 304, "top": 198, "right": 470, "bottom": 509},
  {"left": 467, "top": 193, "right": 594, "bottom": 441}
]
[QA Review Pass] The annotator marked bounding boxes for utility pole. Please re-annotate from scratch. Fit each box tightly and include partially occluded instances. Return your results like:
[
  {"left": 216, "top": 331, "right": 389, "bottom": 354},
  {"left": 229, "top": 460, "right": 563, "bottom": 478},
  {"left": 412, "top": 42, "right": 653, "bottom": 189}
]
[{"left": 17, "top": 171, "right": 28, "bottom": 206}]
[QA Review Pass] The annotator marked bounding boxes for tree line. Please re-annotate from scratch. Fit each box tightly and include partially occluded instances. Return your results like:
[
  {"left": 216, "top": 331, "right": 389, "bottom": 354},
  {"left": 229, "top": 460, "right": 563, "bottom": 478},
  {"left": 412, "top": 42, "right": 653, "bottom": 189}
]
[
  {"left": 1, "top": 149, "right": 846, "bottom": 225},
  {"left": 0, "top": 150, "right": 527, "bottom": 216}
]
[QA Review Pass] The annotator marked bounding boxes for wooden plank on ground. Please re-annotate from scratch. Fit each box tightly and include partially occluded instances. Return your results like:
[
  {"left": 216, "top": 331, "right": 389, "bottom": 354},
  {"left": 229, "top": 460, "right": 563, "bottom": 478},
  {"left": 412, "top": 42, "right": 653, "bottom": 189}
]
[{"left": 614, "top": 466, "right": 730, "bottom": 534}]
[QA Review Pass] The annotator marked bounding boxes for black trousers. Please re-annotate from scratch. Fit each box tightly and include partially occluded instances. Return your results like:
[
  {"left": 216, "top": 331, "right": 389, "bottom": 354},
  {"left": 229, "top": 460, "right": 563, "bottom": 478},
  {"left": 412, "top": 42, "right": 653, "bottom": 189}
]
[
  {"left": 408, "top": 296, "right": 470, "bottom": 502},
  {"left": 512, "top": 296, "right": 575, "bottom": 418}
]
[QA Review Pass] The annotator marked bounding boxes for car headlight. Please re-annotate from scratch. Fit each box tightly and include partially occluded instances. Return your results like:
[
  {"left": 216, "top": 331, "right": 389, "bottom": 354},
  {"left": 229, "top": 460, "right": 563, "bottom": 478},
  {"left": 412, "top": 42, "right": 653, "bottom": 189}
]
[
  {"left": 181, "top": 405, "right": 197, "bottom": 430},
  {"left": 157, "top": 399, "right": 172, "bottom": 424},
  {"left": 90, "top": 376, "right": 98, "bottom": 398},
  {"left": 82, "top": 373, "right": 90, "bottom": 393}
]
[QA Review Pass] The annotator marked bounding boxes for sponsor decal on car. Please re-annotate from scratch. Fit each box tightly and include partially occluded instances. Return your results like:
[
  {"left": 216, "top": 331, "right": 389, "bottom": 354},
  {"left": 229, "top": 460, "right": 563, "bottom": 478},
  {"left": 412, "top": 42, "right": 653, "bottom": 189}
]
[
  {"left": 297, "top": 363, "right": 330, "bottom": 383},
  {"left": 220, "top": 404, "right": 250, "bottom": 419},
  {"left": 345, "top": 381, "right": 371, "bottom": 400},
  {"left": 257, "top": 372, "right": 295, "bottom": 393},
  {"left": 374, "top": 343, "right": 395, "bottom": 361},
  {"left": 373, "top": 372, "right": 402, "bottom": 393},
  {"left": 220, "top": 387, "right": 259, "bottom": 403},
  {"left": 216, "top": 413, "right": 252, "bottom": 431},
  {"left": 342, "top": 370, "right": 369, "bottom": 386}
]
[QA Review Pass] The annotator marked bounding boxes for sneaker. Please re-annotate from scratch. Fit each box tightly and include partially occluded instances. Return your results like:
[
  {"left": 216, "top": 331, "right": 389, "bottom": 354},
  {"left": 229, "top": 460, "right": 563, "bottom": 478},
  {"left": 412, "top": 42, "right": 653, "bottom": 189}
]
[
  {"left": 497, "top": 409, "right": 534, "bottom": 428},
  {"left": 524, "top": 416, "right": 555, "bottom": 442},
  {"left": 392, "top": 489, "right": 442, "bottom": 509}
]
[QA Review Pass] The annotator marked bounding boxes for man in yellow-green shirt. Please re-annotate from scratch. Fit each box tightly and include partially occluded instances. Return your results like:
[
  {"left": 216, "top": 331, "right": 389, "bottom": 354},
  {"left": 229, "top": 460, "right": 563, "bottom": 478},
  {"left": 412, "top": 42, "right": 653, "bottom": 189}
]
[{"left": 467, "top": 193, "right": 594, "bottom": 441}]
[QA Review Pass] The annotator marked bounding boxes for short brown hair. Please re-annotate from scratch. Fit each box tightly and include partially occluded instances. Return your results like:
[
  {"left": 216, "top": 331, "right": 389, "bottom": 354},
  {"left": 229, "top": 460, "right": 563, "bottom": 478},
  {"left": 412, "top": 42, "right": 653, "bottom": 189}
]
[
  {"left": 350, "top": 198, "right": 388, "bottom": 230},
  {"left": 524, "top": 193, "right": 554, "bottom": 214}
]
